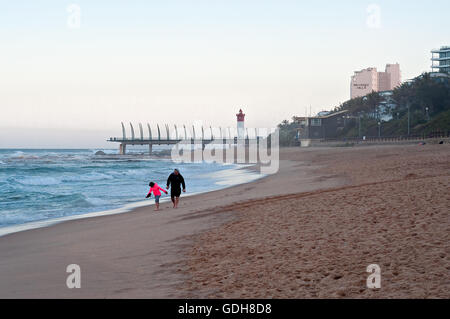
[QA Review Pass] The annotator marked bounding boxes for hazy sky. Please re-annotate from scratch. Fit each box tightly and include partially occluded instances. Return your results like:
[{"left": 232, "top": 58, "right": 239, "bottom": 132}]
[{"left": 1, "top": 0, "right": 449, "bottom": 148}]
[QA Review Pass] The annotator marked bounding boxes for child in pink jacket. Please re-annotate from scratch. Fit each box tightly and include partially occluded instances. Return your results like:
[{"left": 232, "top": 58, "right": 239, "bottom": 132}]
[{"left": 146, "top": 182, "right": 168, "bottom": 211}]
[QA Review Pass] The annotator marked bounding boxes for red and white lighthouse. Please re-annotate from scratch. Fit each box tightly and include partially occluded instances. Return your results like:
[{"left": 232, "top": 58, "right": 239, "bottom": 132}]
[{"left": 236, "top": 109, "right": 245, "bottom": 139}]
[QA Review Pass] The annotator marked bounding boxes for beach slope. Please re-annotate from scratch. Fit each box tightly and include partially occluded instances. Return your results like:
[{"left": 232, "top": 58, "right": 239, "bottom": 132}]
[
  {"left": 183, "top": 145, "right": 450, "bottom": 298},
  {"left": 0, "top": 145, "right": 449, "bottom": 298}
]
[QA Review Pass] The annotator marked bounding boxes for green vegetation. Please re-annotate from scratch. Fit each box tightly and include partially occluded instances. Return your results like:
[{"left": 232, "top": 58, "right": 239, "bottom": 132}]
[
  {"left": 276, "top": 73, "right": 450, "bottom": 143},
  {"left": 334, "top": 73, "right": 450, "bottom": 137},
  {"left": 277, "top": 119, "right": 300, "bottom": 147}
]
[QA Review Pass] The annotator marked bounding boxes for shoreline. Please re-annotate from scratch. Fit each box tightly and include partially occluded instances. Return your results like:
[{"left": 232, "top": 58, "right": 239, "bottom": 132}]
[
  {"left": 1, "top": 144, "right": 447, "bottom": 298},
  {"left": 0, "top": 147, "right": 342, "bottom": 298},
  {"left": 0, "top": 162, "right": 264, "bottom": 238}
]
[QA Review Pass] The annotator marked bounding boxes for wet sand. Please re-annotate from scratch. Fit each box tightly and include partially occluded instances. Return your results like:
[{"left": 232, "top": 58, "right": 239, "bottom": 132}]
[{"left": 0, "top": 145, "right": 448, "bottom": 298}]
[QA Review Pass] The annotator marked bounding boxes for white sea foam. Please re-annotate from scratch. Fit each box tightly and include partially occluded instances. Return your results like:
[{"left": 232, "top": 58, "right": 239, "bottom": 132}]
[
  {"left": 20, "top": 176, "right": 61, "bottom": 186},
  {"left": 17, "top": 172, "right": 114, "bottom": 185},
  {"left": 11, "top": 151, "right": 25, "bottom": 157},
  {"left": 85, "top": 197, "right": 109, "bottom": 206},
  {"left": 209, "top": 166, "right": 264, "bottom": 186},
  {"left": 61, "top": 172, "right": 114, "bottom": 182}
]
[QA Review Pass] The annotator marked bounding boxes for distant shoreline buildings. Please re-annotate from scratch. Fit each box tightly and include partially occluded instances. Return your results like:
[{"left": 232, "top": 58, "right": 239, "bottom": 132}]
[
  {"left": 294, "top": 46, "right": 449, "bottom": 143},
  {"left": 431, "top": 46, "right": 450, "bottom": 74},
  {"left": 350, "top": 63, "right": 401, "bottom": 99}
]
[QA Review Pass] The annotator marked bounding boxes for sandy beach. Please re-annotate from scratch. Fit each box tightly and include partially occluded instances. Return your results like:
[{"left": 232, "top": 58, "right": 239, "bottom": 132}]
[{"left": 0, "top": 144, "right": 449, "bottom": 298}]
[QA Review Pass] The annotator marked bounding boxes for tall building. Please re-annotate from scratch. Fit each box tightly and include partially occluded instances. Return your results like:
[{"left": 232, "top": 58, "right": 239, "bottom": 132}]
[
  {"left": 350, "top": 63, "right": 401, "bottom": 99},
  {"left": 377, "top": 70, "right": 391, "bottom": 92},
  {"left": 431, "top": 46, "right": 450, "bottom": 74},
  {"left": 385, "top": 63, "right": 402, "bottom": 88},
  {"left": 350, "top": 67, "right": 378, "bottom": 99}
]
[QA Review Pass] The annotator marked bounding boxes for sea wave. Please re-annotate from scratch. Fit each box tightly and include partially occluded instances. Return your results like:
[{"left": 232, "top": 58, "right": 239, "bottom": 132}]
[
  {"left": 18, "top": 176, "right": 61, "bottom": 186},
  {"left": 49, "top": 193, "right": 96, "bottom": 208},
  {"left": 91, "top": 149, "right": 118, "bottom": 155},
  {"left": 61, "top": 172, "right": 114, "bottom": 182},
  {"left": 84, "top": 197, "right": 110, "bottom": 206},
  {"left": 13, "top": 172, "right": 116, "bottom": 185}
]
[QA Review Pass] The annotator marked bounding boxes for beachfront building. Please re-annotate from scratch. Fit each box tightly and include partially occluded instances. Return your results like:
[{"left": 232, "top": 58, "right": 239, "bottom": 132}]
[
  {"left": 294, "top": 110, "right": 349, "bottom": 141},
  {"left": 350, "top": 67, "right": 378, "bottom": 99},
  {"left": 351, "top": 63, "right": 401, "bottom": 99},
  {"left": 431, "top": 46, "right": 450, "bottom": 74}
]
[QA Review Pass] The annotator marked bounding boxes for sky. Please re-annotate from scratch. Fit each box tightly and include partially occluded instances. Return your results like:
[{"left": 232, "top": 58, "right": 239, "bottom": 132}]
[{"left": 0, "top": 0, "right": 449, "bottom": 148}]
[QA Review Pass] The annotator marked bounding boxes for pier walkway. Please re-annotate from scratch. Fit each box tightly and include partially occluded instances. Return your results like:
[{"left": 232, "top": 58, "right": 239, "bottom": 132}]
[{"left": 108, "top": 122, "right": 260, "bottom": 155}]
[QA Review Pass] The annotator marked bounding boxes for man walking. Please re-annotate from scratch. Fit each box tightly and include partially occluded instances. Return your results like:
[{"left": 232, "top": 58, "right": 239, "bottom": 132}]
[{"left": 166, "top": 169, "right": 186, "bottom": 209}]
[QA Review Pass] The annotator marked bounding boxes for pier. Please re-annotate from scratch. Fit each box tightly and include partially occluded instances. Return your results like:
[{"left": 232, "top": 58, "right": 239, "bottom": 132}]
[{"left": 108, "top": 122, "right": 260, "bottom": 155}]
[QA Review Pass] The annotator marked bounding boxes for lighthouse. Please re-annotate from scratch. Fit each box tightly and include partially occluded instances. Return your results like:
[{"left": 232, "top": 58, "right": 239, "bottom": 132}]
[{"left": 236, "top": 109, "right": 245, "bottom": 139}]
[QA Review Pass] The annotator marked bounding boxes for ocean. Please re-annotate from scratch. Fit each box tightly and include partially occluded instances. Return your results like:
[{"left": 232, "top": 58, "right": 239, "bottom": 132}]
[{"left": 0, "top": 148, "right": 263, "bottom": 235}]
